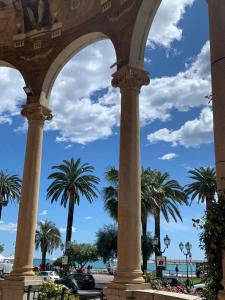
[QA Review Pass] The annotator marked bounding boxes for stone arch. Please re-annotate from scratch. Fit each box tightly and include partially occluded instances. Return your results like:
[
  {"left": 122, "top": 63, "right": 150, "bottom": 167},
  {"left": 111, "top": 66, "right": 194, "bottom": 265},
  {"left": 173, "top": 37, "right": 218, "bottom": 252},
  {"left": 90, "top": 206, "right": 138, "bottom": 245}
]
[
  {"left": 0, "top": 60, "right": 15, "bottom": 68},
  {"left": 129, "top": 0, "right": 161, "bottom": 69},
  {"left": 41, "top": 32, "right": 115, "bottom": 106}
]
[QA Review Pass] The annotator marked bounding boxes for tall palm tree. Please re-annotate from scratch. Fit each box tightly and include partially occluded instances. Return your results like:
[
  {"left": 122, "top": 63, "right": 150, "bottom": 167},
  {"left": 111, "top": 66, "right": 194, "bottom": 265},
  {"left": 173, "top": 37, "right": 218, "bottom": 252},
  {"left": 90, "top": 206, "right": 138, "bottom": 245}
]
[
  {"left": 47, "top": 158, "right": 99, "bottom": 246},
  {"left": 150, "top": 170, "right": 187, "bottom": 277},
  {"left": 35, "top": 220, "right": 62, "bottom": 270},
  {"left": 0, "top": 171, "right": 21, "bottom": 220},
  {"left": 185, "top": 167, "right": 216, "bottom": 211}
]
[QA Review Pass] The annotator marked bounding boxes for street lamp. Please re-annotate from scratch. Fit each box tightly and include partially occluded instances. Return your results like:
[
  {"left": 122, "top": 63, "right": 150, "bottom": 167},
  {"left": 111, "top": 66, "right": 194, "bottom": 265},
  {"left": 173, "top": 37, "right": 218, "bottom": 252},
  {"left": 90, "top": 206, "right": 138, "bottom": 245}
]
[
  {"left": 153, "top": 235, "right": 171, "bottom": 278},
  {"left": 179, "top": 241, "right": 192, "bottom": 286}
]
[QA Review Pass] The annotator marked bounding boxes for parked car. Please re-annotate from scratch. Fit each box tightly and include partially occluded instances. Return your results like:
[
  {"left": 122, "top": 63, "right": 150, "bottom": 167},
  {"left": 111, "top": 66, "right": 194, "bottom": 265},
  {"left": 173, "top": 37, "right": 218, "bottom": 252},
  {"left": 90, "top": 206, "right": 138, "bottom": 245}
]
[
  {"left": 39, "top": 271, "right": 60, "bottom": 281},
  {"left": 0, "top": 262, "right": 13, "bottom": 278},
  {"left": 55, "top": 277, "right": 78, "bottom": 294},
  {"left": 68, "top": 273, "right": 95, "bottom": 289},
  {"left": 192, "top": 283, "right": 206, "bottom": 296}
]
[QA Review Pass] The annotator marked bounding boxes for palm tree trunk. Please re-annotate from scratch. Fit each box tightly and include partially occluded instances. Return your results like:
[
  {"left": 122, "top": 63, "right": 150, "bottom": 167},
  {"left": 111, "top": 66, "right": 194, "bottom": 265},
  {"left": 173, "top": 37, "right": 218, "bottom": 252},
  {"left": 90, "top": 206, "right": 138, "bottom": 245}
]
[
  {"left": 206, "top": 193, "right": 212, "bottom": 212},
  {"left": 154, "top": 208, "right": 162, "bottom": 278},
  {"left": 65, "top": 192, "right": 75, "bottom": 247},
  {"left": 0, "top": 205, "right": 2, "bottom": 220},
  {"left": 142, "top": 216, "right": 148, "bottom": 273},
  {"left": 41, "top": 248, "right": 47, "bottom": 271}
]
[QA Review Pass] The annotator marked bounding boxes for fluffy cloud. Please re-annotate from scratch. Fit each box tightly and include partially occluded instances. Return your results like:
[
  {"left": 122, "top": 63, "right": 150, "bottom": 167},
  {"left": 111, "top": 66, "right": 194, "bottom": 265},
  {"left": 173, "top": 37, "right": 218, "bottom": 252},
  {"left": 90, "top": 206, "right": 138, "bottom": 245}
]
[
  {"left": 39, "top": 210, "right": 48, "bottom": 216},
  {"left": 0, "top": 221, "right": 17, "bottom": 232},
  {"left": 140, "top": 41, "right": 211, "bottom": 125},
  {"left": 159, "top": 153, "right": 177, "bottom": 160},
  {"left": 46, "top": 40, "right": 210, "bottom": 144},
  {"left": 0, "top": 68, "right": 25, "bottom": 121},
  {"left": 148, "top": 107, "right": 213, "bottom": 148},
  {"left": 149, "top": 0, "right": 195, "bottom": 47},
  {"left": 47, "top": 41, "right": 119, "bottom": 144}
]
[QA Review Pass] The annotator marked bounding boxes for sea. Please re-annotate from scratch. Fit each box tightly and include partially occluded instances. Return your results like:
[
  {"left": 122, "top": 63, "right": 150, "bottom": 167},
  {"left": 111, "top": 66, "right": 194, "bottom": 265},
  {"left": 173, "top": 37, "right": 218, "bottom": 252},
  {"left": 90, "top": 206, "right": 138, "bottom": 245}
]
[{"left": 33, "top": 259, "right": 196, "bottom": 276}]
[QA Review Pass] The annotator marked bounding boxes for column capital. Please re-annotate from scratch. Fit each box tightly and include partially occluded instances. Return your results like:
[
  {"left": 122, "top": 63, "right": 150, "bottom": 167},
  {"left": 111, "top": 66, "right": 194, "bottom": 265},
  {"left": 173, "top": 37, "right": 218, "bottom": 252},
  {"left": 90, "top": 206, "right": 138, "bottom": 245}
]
[
  {"left": 21, "top": 103, "right": 52, "bottom": 122},
  {"left": 112, "top": 65, "right": 150, "bottom": 91}
]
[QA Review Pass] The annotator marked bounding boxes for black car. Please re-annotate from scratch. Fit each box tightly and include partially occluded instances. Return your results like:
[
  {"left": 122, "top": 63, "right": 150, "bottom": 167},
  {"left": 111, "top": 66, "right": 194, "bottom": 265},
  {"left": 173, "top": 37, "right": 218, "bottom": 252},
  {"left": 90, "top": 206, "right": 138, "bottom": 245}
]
[
  {"left": 55, "top": 277, "right": 78, "bottom": 294},
  {"left": 68, "top": 273, "right": 95, "bottom": 290}
]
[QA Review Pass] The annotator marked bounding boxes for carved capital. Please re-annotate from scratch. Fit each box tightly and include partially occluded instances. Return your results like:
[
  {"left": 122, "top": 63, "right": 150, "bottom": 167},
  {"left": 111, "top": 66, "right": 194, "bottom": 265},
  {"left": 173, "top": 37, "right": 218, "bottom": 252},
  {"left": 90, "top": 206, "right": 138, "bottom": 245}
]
[
  {"left": 112, "top": 66, "right": 150, "bottom": 91},
  {"left": 21, "top": 103, "right": 53, "bottom": 122}
]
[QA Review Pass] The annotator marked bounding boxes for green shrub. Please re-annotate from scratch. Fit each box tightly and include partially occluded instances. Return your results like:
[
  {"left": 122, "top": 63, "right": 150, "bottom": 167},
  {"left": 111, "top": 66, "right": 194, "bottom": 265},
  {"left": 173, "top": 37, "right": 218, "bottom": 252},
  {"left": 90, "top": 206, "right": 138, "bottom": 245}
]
[
  {"left": 143, "top": 273, "right": 161, "bottom": 290},
  {"left": 38, "top": 280, "right": 79, "bottom": 300}
]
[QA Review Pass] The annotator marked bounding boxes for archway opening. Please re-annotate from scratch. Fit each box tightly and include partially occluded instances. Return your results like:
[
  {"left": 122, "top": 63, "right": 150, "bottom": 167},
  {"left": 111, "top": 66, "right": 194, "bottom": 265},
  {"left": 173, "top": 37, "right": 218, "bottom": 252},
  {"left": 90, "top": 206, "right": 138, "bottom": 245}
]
[{"left": 37, "top": 37, "right": 120, "bottom": 261}]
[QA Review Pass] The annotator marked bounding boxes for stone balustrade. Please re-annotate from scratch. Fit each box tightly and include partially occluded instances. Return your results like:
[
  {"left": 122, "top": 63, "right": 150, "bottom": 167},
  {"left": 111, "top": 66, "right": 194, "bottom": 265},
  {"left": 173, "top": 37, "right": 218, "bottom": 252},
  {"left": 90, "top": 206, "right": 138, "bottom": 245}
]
[{"left": 104, "top": 288, "right": 201, "bottom": 300}]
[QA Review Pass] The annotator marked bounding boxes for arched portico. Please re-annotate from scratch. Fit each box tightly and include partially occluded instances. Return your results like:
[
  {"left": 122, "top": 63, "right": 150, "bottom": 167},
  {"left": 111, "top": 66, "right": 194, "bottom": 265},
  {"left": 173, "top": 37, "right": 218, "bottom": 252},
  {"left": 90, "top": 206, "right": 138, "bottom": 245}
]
[
  {"left": 129, "top": 0, "right": 161, "bottom": 68},
  {"left": 40, "top": 32, "right": 113, "bottom": 106},
  {"left": 0, "top": 1, "right": 224, "bottom": 299}
]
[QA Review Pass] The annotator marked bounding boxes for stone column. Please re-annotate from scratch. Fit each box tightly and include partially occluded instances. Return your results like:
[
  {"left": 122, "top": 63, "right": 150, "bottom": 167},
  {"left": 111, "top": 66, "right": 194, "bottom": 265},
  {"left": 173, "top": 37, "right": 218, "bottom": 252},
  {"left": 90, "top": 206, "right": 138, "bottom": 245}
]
[
  {"left": 109, "top": 66, "right": 149, "bottom": 290},
  {"left": 208, "top": 1, "right": 225, "bottom": 299},
  {"left": 9, "top": 103, "right": 52, "bottom": 279}
]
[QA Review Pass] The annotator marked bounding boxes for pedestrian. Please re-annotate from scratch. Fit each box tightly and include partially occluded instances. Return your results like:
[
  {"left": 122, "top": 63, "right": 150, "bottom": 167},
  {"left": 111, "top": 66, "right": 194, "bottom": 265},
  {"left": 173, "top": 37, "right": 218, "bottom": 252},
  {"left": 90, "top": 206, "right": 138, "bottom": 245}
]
[{"left": 175, "top": 264, "right": 179, "bottom": 277}]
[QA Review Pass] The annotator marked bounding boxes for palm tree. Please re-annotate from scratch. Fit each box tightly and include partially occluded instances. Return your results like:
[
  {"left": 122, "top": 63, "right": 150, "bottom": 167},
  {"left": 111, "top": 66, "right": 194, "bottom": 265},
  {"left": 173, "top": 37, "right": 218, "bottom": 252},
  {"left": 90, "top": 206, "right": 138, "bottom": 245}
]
[
  {"left": 35, "top": 220, "right": 62, "bottom": 270},
  {"left": 185, "top": 167, "right": 216, "bottom": 211},
  {"left": 0, "top": 171, "right": 21, "bottom": 220},
  {"left": 47, "top": 158, "right": 99, "bottom": 246},
  {"left": 150, "top": 170, "right": 187, "bottom": 277},
  {"left": 103, "top": 167, "right": 118, "bottom": 221}
]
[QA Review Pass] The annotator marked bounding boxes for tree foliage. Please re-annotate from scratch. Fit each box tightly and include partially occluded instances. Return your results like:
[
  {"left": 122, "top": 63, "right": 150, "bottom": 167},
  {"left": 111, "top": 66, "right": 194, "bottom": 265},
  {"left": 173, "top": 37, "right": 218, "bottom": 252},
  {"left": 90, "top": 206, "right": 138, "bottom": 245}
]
[
  {"left": 0, "top": 171, "right": 21, "bottom": 220},
  {"left": 0, "top": 244, "right": 4, "bottom": 253},
  {"left": 200, "top": 198, "right": 225, "bottom": 300},
  {"left": 96, "top": 225, "right": 117, "bottom": 264},
  {"left": 35, "top": 220, "right": 62, "bottom": 270},
  {"left": 185, "top": 167, "right": 216, "bottom": 210},
  {"left": 47, "top": 158, "right": 99, "bottom": 245},
  {"left": 66, "top": 243, "right": 98, "bottom": 271}
]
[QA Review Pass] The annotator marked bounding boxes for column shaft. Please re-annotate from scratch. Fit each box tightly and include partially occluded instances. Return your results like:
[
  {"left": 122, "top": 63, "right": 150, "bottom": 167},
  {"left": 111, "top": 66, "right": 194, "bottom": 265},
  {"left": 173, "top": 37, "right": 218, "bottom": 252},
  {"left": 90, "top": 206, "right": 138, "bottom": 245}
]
[
  {"left": 111, "top": 66, "right": 149, "bottom": 286},
  {"left": 208, "top": 1, "right": 225, "bottom": 299},
  {"left": 10, "top": 103, "right": 52, "bottom": 279}
]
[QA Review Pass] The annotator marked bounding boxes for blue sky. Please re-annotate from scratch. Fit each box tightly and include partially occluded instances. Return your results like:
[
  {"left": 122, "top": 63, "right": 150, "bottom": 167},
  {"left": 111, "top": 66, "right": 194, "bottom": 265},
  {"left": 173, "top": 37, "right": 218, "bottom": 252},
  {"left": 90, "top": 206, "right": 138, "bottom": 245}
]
[{"left": 0, "top": 0, "right": 213, "bottom": 261}]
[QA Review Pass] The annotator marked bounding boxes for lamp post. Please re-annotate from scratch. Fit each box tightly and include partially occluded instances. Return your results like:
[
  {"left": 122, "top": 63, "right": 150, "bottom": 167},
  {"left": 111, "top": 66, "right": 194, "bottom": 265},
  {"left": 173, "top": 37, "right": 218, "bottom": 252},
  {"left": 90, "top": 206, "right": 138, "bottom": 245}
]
[
  {"left": 153, "top": 234, "right": 171, "bottom": 278},
  {"left": 179, "top": 241, "right": 192, "bottom": 286}
]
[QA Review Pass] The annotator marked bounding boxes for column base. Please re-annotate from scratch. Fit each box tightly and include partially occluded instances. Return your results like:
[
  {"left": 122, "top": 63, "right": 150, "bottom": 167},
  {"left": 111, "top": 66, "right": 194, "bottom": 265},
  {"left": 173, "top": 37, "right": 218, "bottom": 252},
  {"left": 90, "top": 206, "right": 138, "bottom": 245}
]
[
  {"left": 112, "top": 270, "right": 145, "bottom": 286},
  {"left": 104, "top": 284, "right": 149, "bottom": 300},
  {"left": 0, "top": 276, "right": 42, "bottom": 300}
]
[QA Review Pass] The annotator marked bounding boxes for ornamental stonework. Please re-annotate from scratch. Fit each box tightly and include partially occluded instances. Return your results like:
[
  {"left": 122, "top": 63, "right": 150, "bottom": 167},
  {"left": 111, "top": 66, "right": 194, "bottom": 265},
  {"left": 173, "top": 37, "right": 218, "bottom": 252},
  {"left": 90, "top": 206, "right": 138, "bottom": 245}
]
[
  {"left": 21, "top": 103, "right": 52, "bottom": 121},
  {"left": 112, "top": 66, "right": 150, "bottom": 91}
]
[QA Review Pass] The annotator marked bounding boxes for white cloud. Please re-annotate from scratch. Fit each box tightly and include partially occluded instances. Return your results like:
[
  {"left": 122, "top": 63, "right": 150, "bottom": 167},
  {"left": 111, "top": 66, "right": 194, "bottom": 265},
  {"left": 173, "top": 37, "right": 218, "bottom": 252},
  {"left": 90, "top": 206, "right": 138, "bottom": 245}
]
[
  {"left": 0, "top": 221, "right": 17, "bottom": 232},
  {"left": 60, "top": 227, "right": 77, "bottom": 234},
  {"left": 0, "top": 67, "right": 25, "bottom": 122},
  {"left": 140, "top": 41, "right": 211, "bottom": 125},
  {"left": 39, "top": 210, "right": 48, "bottom": 216},
  {"left": 64, "top": 145, "right": 72, "bottom": 150},
  {"left": 47, "top": 40, "right": 119, "bottom": 144},
  {"left": 149, "top": 0, "right": 195, "bottom": 47},
  {"left": 148, "top": 107, "right": 213, "bottom": 148},
  {"left": 159, "top": 153, "right": 177, "bottom": 160},
  {"left": 84, "top": 216, "right": 93, "bottom": 220},
  {"left": 45, "top": 40, "right": 210, "bottom": 145}
]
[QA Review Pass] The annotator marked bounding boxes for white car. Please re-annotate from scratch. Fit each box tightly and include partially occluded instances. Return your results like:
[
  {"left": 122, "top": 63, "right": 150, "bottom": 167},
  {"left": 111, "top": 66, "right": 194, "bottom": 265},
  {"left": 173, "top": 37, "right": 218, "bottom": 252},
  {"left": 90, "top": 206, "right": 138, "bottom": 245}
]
[
  {"left": 192, "top": 283, "right": 206, "bottom": 296},
  {"left": 39, "top": 271, "right": 60, "bottom": 281}
]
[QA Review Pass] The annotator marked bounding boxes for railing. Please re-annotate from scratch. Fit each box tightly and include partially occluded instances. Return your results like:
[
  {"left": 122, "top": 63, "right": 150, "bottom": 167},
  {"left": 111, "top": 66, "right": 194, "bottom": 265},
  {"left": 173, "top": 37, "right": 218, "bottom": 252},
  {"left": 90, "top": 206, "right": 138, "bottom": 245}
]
[
  {"left": 24, "top": 285, "right": 107, "bottom": 300},
  {"left": 24, "top": 285, "right": 77, "bottom": 300}
]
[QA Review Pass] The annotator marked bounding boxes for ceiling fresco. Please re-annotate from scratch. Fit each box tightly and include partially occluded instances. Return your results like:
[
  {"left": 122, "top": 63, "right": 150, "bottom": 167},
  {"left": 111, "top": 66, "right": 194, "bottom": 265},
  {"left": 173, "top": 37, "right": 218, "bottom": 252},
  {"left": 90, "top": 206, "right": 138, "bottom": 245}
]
[{"left": 0, "top": 0, "right": 106, "bottom": 47}]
